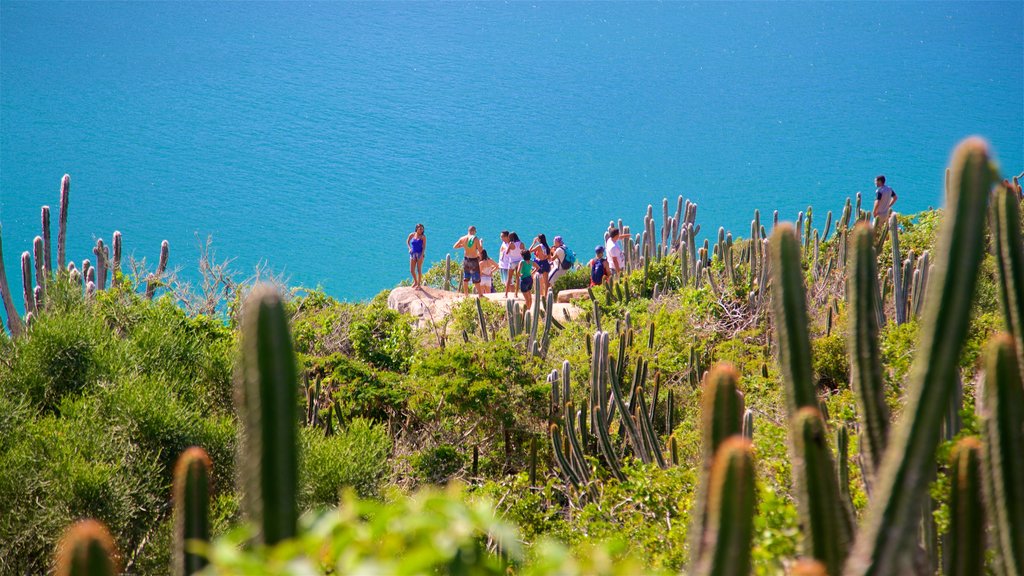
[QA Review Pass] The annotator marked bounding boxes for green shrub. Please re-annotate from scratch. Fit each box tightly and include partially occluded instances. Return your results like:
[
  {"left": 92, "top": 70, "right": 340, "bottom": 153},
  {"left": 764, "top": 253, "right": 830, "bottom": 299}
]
[
  {"left": 412, "top": 444, "right": 465, "bottom": 485},
  {"left": 449, "top": 297, "right": 505, "bottom": 338},
  {"left": 123, "top": 297, "right": 235, "bottom": 413},
  {"left": 812, "top": 332, "right": 850, "bottom": 390},
  {"left": 407, "top": 339, "right": 545, "bottom": 429},
  {"left": 2, "top": 303, "right": 123, "bottom": 413},
  {"left": 290, "top": 288, "right": 364, "bottom": 357},
  {"left": 301, "top": 418, "right": 392, "bottom": 504},
  {"left": 314, "top": 353, "right": 408, "bottom": 422},
  {"left": 350, "top": 295, "right": 414, "bottom": 372},
  {"left": 0, "top": 395, "right": 162, "bottom": 574},
  {"left": 552, "top": 265, "right": 590, "bottom": 293},
  {"left": 101, "top": 376, "right": 236, "bottom": 477},
  {"left": 422, "top": 258, "right": 461, "bottom": 291}
]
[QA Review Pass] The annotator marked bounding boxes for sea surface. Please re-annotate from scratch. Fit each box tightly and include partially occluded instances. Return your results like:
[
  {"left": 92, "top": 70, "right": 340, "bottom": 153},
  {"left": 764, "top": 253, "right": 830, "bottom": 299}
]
[{"left": 2, "top": 1, "right": 1022, "bottom": 304}]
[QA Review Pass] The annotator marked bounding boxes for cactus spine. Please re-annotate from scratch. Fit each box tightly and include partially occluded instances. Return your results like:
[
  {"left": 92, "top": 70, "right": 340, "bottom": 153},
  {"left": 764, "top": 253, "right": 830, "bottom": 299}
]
[
  {"left": 173, "top": 447, "right": 212, "bottom": 576},
  {"left": 980, "top": 334, "right": 1024, "bottom": 575},
  {"left": 847, "top": 223, "right": 890, "bottom": 481},
  {"left": 845, "top": 137, "right": 996, "bottom": 575},
  {"left": 694, "top": 437, "right": 756, "bottom": 576},
  {"left": 236, "top": 284, "right": 299, "bottom": 545},
  {"left": 947, "top": 437, "right": 985, "bottom": 576},
  {"left": 54, "top": 519, "right": 119, "bottom": 576}
]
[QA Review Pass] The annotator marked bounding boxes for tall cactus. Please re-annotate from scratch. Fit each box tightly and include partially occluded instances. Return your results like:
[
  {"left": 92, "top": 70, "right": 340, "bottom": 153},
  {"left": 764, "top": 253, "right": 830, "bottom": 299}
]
[
  {"left": 980, "top": 334, "right": 1024, "bottom": 575},
  {"left": 57, "top": 174, "right": 70, "bottom": 270},
  {"left": 0, "top": 225, "right": 24, "bottom": 336},
  {"left": 33, "top": 237, "right": 45, "bottom": 307},
  {"left": 847, "top": 223, "right": 890, "bottom": 482},
  {"left": 991, "top": 183, "right": 1024, "bottom": 381},
  {"left": 690, "top": 364, "right": 745, "bottom": 569},
  {"left": 769, "top": 224, "right": 817, "bottom": 414},
  {"left": 173, "top": 447, "right": 212, "bottom": 576},
  {"left": 845, "top": 137, "right": 996, "bottom": 575},
  {"left": 146, "top": 240, "right": 170, "bottom": 300},
  {"left": 236, "top": 284, "right": 299, "bottom": 545},
  {"left": 54, "top": 519, "right": 119, "bottom": 576},
  {"left": 694, "top": 437, "right": 756, "bottom": 576},
  {"left": 42, "top": 206, "right": 53, "bottom": 275},
  {"left": 792, "top": 407, "right": 854, "bottom": 575},
  {"left": 21, "top": 252, "right": 35, "bottom": 315},
  {"left": 947, "top": 437, "right": 985, "bottom": 576}
]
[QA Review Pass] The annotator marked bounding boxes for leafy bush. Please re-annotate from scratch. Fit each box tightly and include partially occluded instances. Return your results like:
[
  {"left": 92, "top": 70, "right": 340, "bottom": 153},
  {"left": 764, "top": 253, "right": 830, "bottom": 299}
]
[
  {"left": 312, "top": 353, "right": 408, "bottom": 422},
  {"left": 2, "top": 302, "right": 123, "bottom": 413},
  {"left": 422, "top": 258, "right": 461, "bottom": 291},
  {"left": 407, "top": 339, "right": 546, "bottom": 429},
  {"left": 552, "top": 265, "right": 590, "bottom": 293},
  {"left": 350, "top": 294, "right": 414, "bottom": 372},
  {"left": 0, "top": 395, "right": 162, "bottom": 575},
  {"left": 812, "top": 332, "right": 850, "bottom": 390},
  {"left": 449, "top": 297, "right": 505, "bottom": 338},
  {"left": 412, "top": 444, "right": 465, "bottom": 484},
  {"left": 301, "top": 418, "right": 392, "bottom": 504},
  {"left": 290, "top": 288, "right": 363, "bottom": 357},
  {"left": 122, "top": 296, "right": 235, "bottom": 412},
  {"left": 101, "top": 376, "right": 236, "bottom": 477}
]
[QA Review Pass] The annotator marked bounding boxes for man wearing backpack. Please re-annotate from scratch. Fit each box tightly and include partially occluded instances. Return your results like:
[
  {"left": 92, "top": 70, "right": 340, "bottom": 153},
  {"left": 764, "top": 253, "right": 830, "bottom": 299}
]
[{"left": 547, "top": 235, "right": 575, "bottom": 286}]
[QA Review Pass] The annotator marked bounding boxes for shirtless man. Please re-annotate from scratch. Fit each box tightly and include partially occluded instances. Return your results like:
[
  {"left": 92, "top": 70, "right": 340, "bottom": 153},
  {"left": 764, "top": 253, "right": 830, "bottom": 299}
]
[{"left": 453, "top": 226, "right": 485, "bottom": 296}]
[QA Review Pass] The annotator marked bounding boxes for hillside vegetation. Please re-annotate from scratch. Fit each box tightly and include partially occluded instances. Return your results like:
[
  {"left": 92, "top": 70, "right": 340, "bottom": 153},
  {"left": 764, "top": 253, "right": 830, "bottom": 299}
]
[{"left": 1, "top": 139, "right": 1022, "bottom": 575}]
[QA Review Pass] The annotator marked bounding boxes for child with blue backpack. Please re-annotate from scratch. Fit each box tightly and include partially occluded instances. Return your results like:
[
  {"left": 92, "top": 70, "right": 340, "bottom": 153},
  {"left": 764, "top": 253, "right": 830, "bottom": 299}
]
[{"left": 589, "top": 245, "right": 610, "bottom": 287}]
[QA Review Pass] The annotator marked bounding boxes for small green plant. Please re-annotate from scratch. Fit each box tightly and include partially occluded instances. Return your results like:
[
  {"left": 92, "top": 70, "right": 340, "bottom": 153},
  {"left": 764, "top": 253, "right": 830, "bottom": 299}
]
[{"left": 412, "top": 444, "right": 465, "bottom": 485}]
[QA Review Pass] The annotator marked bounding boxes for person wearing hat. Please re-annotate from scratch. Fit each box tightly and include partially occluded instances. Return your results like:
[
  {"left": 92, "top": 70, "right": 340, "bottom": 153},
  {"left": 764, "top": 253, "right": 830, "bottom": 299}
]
[{"left": 588, "top": 245, "right": 611, "bottom": 287}]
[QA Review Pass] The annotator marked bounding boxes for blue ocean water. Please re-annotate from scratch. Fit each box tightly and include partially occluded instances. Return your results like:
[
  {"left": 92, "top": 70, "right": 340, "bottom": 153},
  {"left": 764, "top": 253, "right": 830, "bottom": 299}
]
[{"left": 2, "top": 1, "right": 1022, "bottom": 303}]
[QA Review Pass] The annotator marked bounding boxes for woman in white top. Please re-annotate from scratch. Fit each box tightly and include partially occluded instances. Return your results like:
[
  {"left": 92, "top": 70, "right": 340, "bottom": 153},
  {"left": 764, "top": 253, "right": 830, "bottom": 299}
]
[
  {"left": 503, "top": 232, "right": 524, "bottom": 296},
  {"left": 498, "top": 230, "right": 512, "bottom": 286}
]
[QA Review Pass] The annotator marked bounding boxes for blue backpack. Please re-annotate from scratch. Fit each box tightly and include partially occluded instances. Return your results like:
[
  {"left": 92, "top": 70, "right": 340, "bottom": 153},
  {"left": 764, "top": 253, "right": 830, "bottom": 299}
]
[{"left": 561, "top": 246, "right": 576, "bottom": 269}]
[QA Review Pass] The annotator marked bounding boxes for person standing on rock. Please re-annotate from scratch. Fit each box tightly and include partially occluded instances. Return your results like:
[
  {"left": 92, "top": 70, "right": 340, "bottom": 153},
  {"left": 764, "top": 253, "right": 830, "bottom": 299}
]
[
  {"left": 498, "top": 231, "right": 512, "bottom": 288},
  {"left": 453, "top": 226, "right": 485, "bottom": 296},
  {"left": 407, "top": 223, "right": 426, "bottom": 290},
  {"left": 479, "top": 249, "right": 499, "bottom": 294}
]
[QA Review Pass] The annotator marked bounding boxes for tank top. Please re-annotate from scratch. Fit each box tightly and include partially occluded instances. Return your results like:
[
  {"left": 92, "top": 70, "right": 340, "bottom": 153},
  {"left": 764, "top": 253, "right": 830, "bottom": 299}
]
[
  {"left": 520, "top": 260, "right": 535, "bottom": 277},
  {"left": 410, "top": 236, "right": 424, "bottom": 254},
  {"left": 507, "top": 242, "right": 524, "bottom": 265}
]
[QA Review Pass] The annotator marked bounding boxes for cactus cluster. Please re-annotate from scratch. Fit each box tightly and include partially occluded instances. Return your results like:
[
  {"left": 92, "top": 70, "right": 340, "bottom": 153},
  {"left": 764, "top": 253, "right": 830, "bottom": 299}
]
[
  {"left": 548, "top": 315, "right": 673, "bottom": 492},
  {"left": 0, "top": 174, "right": 171, "bottom": 336}
]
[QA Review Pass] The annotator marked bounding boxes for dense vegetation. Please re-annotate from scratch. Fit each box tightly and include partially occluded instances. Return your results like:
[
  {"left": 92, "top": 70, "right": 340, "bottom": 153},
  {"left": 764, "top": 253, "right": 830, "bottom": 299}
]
[{"left": 1, "top": 141, "right": 1022, "bottom": 575}]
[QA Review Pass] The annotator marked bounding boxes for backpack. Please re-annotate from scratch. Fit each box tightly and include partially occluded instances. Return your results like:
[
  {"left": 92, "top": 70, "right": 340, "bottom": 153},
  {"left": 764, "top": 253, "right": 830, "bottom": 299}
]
[{"left": 561, "top": 246, "right": 576, "bottom": 269}]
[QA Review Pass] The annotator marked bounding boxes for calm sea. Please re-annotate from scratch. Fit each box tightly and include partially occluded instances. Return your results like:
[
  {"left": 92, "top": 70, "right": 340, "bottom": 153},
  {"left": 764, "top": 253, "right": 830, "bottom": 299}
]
[{"left": 2, "top": 1, "right": 1022, "bottom": 303}]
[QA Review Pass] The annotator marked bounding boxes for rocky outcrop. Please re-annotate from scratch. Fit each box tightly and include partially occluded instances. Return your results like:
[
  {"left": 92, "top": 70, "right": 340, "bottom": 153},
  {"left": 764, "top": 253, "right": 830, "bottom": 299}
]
[{"left": 387, "top": 286, "right": 584, "bottom": 328}]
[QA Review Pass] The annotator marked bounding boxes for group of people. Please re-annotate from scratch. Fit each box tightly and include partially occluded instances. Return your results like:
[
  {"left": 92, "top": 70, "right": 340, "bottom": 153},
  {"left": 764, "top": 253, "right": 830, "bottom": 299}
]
[
  {"left": 403, "top": 175, "right": 899, "bottom": 304},
  {"left": 406, "top": 224, "right": 628, "bottom": 310}
]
